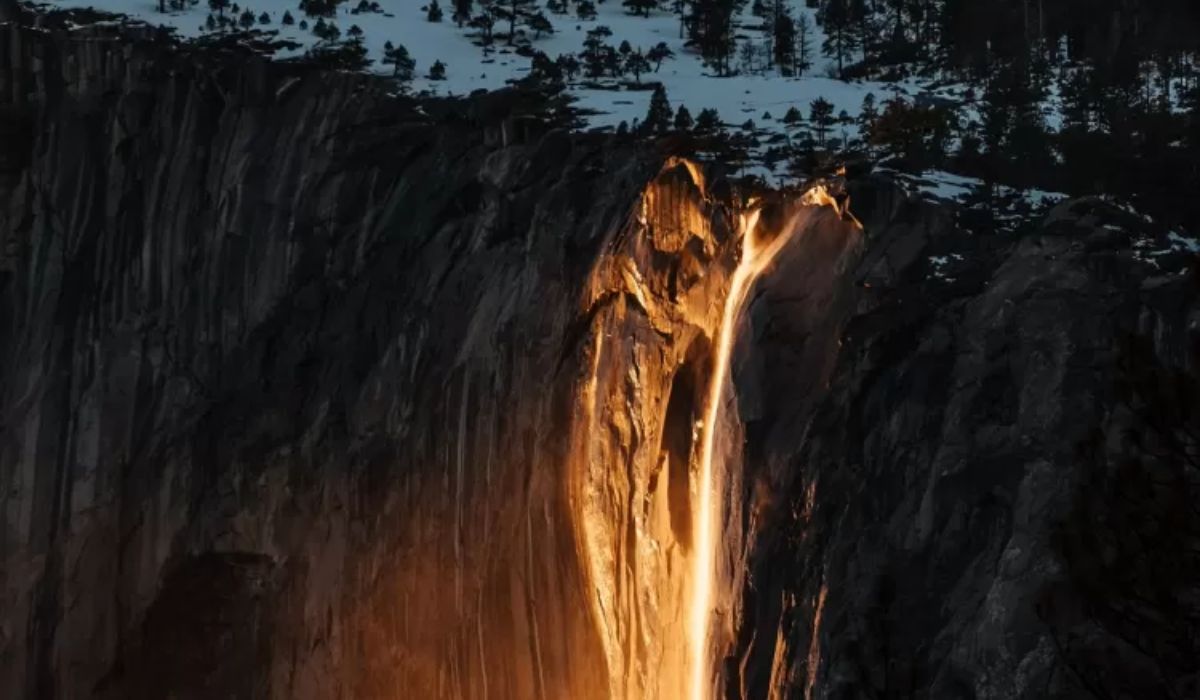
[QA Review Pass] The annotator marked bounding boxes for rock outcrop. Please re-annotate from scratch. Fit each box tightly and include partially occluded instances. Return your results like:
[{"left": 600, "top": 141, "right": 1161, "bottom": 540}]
[{"left": 2, "top": 13, "right": 1197, "bottom": 700}]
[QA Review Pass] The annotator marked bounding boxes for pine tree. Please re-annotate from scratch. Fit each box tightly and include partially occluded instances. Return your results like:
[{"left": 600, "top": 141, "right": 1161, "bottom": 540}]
[
  {"left": 624, "top": 0, "right": 656, "bottom": 17},
  {"left": 643, "top": 85, "right": 673, "bottom": 133},
  {"left": 428, "top": 60, "right": 448, "bottom": 79},
  {"left": 469, "top": 9, "right": 495, "bottom": 44},
  {"left": 782, "top": 105, "right": 803, "bottom": 125},
  {"left": 208, "top": 0, "right": 228, "bottom": 19},
  {"left": 299, "top": 0, "right": 339, "bottom": 18},
  {"left": 1059, "top": 66, "right": 1093, "bottom": 131},
  {"left": 494, "top": 0, "right": 538, "bottom": 44},
  {"left": 312, "top": 17, "right": 340, "bottom": 41},
  {"left": 453, "top": 0, "right": 472, "bottom": 26},
  {"left": 739, "top": 39, "right": 760, "bottom": 74},
  {"left": 529, "top": 11, "right": 552, "bottom": 38},
  {"left": 674, "top": 104, "right": 694, "bottom": 130},
  {"left": 282, "top": 10, "right": 294, "bottom": 24},
  {"left": 686, "top": 0, "right": 736, "bottom": 75},
  {"left": 773, "top": 8, "right": 795, "bottom": 75},
  {"left": 427, "top": 0, "right": 444, "bottom": 21},
  {"left": 810, "top": 96, "right": 836, "bottom": 146},
  {"left": 647, "top": 42, "right": 674, "bottom": 71},
  {"left": 556, "top": 53, "right": 581, "bottom": 79},
  {"left": 821, "top": 0, "right": 858, "bottom": 78},
  {"left": 576, "top": 0, "right": 597, "bottom": 20},
  {"left": 625, "top": 49, "right": 651, "bottom": 82},
  {"left": 307, "top": 35, "right": 372, "bottom": 70},
  {"left": 857, "top": 92, "right": 878, "bottom": 154},
  {"left": 582, "top": 26, "right": 613, "bottom": 77},
  {"left": 695, "top": 107, "right": 721, "bottom": 132},
  {"left": 794, "top": 12, "right": 812, "bottom": 76},
  {"left": 383, "top": 41, "right": 417, "bottom": 83},
  {"left": 604, "top": 46, "right": 623, "bottom": 77}
]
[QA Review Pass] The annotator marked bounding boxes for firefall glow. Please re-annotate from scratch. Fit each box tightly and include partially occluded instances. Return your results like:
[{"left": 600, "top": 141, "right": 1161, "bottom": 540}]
[{"left": 688, "top": 184, "right": 852, "bottom": 700}]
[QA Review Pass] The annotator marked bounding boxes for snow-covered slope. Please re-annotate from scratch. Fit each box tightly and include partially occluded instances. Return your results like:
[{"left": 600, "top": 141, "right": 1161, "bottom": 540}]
[{"left": 41, "top": 0, "right": 924, "bottom": 149}]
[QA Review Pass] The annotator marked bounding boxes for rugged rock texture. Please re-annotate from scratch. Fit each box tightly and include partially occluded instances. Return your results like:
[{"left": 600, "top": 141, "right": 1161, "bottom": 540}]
[
  {"left": 732, "top": 186, "right": 1200, "bottom": 699},
  {"left": 0, "top": 18, "right": 662, "bottom": 699},
  {"left": 2, "top": 13, "right": 1197, "bottom": 700}
]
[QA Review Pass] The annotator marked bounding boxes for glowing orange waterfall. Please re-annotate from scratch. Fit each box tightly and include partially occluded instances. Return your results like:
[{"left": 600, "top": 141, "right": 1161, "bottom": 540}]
[{"left": 688, "top": 185, "right": 851, "bottom": 700}]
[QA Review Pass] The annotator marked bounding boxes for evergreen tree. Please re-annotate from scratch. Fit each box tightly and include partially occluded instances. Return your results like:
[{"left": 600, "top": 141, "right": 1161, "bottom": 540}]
[
  {"left": 282, "top": 10, "right": 294, "bottom": 24},
  {"left": 625, "top": 49, "right": 651, "bottom": 82},
  {"left": 739, "top": 38, "right": 761, "bottom": 74},
  {"left": 643, "top": 85, "right": 673, "bottom": 133},
  {"left": 208, "top": 0, "right": 228, "bottom": 19},
  {"left": 556, "top": 53, "right": 581, "bottom": 79},
  {"left": 307, "top": 36, "right": 372, "bottom": 70},
  {"left": 685, "top": 0, "right": 737, "bottom": 74},
  {"left": 299, "top": 0, "right": 339, "bottom": 18},
  {"left": 1059, "top": 66, "right": 1093, "bottom": 131},
  {"left": 427, "top": 0, "right": 444, "bottom": 21},
  {"left": 312, "top": 17, "right": 340, "bottom": 41},
  {"left": 773, "top": 6, "right": 795, "bottom": 75},
  {"left": 857, "top": 92, "right": 878, "bottom": 153},
  {"left": 494, "top": 0, "right": 538, "bottom": 44},
  {"left": 528, "top": 51, "right": 563, "bottom": 86},
  {"left": 821, "top": 0, "right": 858, "bottom": 78},
  {"left": 577, "top": 0, "right": 597, "bottom": 20},
  {"left": 383, "top": 41, "right": 417, "bottom": 83},
  {"left": 674, "top": 104, "right": 694, "bottom": 130},
  {"left": 529, "top": 11, "right": 552, "bottom": 38},
  {"left": 695, "top": 107, "right": 721, "bottom": 132},
  {"left": 582, "top": 26, "right": 614, "bottom": 77},
  {"left": 469, "top": 8, "right": 495, "bottom": 44},
  {"left": 810, "top": 96, "right": 836, "bottom": 146},
  {"left": 647, "top": 42, "right": 674, "bottom": 71},
  {"left": 347, "top": 23, "right": 363, "bottom": 38},
  {"left": 624, "top": 0, "right": 656, "bottom": 17},
  {"left": 782, "top": 106, "right": 803, "bottom": 125},
  {"left": 794, "top": 12, "right": 812, "bottom": 76},
  {"left": 428, "top": 60, "right": 447, "bottom": 79},
  {"left": 453, "top": 0, "right": 472, "bottom": 26}
]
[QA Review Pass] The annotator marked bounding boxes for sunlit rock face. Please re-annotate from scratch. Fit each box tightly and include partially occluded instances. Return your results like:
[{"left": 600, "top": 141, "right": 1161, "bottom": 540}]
[{"left": 570, "top": 159, "right": 731, "bottom": 700}]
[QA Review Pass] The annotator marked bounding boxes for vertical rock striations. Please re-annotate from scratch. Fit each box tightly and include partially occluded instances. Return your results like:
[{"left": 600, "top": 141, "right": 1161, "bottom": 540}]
[{"left": 0, "top": 18, "right": 701, "bottom": 699}]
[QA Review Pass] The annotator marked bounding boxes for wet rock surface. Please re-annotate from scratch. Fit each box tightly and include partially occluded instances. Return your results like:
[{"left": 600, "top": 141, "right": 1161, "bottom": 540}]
[{"left": 2, "top": 15, "right": 1198, "bottom": 700}]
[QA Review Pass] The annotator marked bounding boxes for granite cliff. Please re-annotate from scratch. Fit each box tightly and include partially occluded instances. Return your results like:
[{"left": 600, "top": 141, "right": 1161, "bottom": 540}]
[{"left": 1, "top": 12, "right": 1197, "bottom": 700}]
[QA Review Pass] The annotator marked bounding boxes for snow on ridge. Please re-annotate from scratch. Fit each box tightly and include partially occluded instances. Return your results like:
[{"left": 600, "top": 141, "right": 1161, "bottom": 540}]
[{"left": 42, "top": 0, "right": 924, "bottom": 138}]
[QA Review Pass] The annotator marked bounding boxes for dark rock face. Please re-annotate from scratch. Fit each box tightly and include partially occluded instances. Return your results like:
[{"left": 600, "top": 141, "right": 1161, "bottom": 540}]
[
  {"left": 2, "top": 16, "right": 1197, "bottom": 700},
  {"left": 732, "top": 187, "right": 1200, "bottom": 699},
  {"left": 0, "top": 19, "right": 657, "bottom": 699}
]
